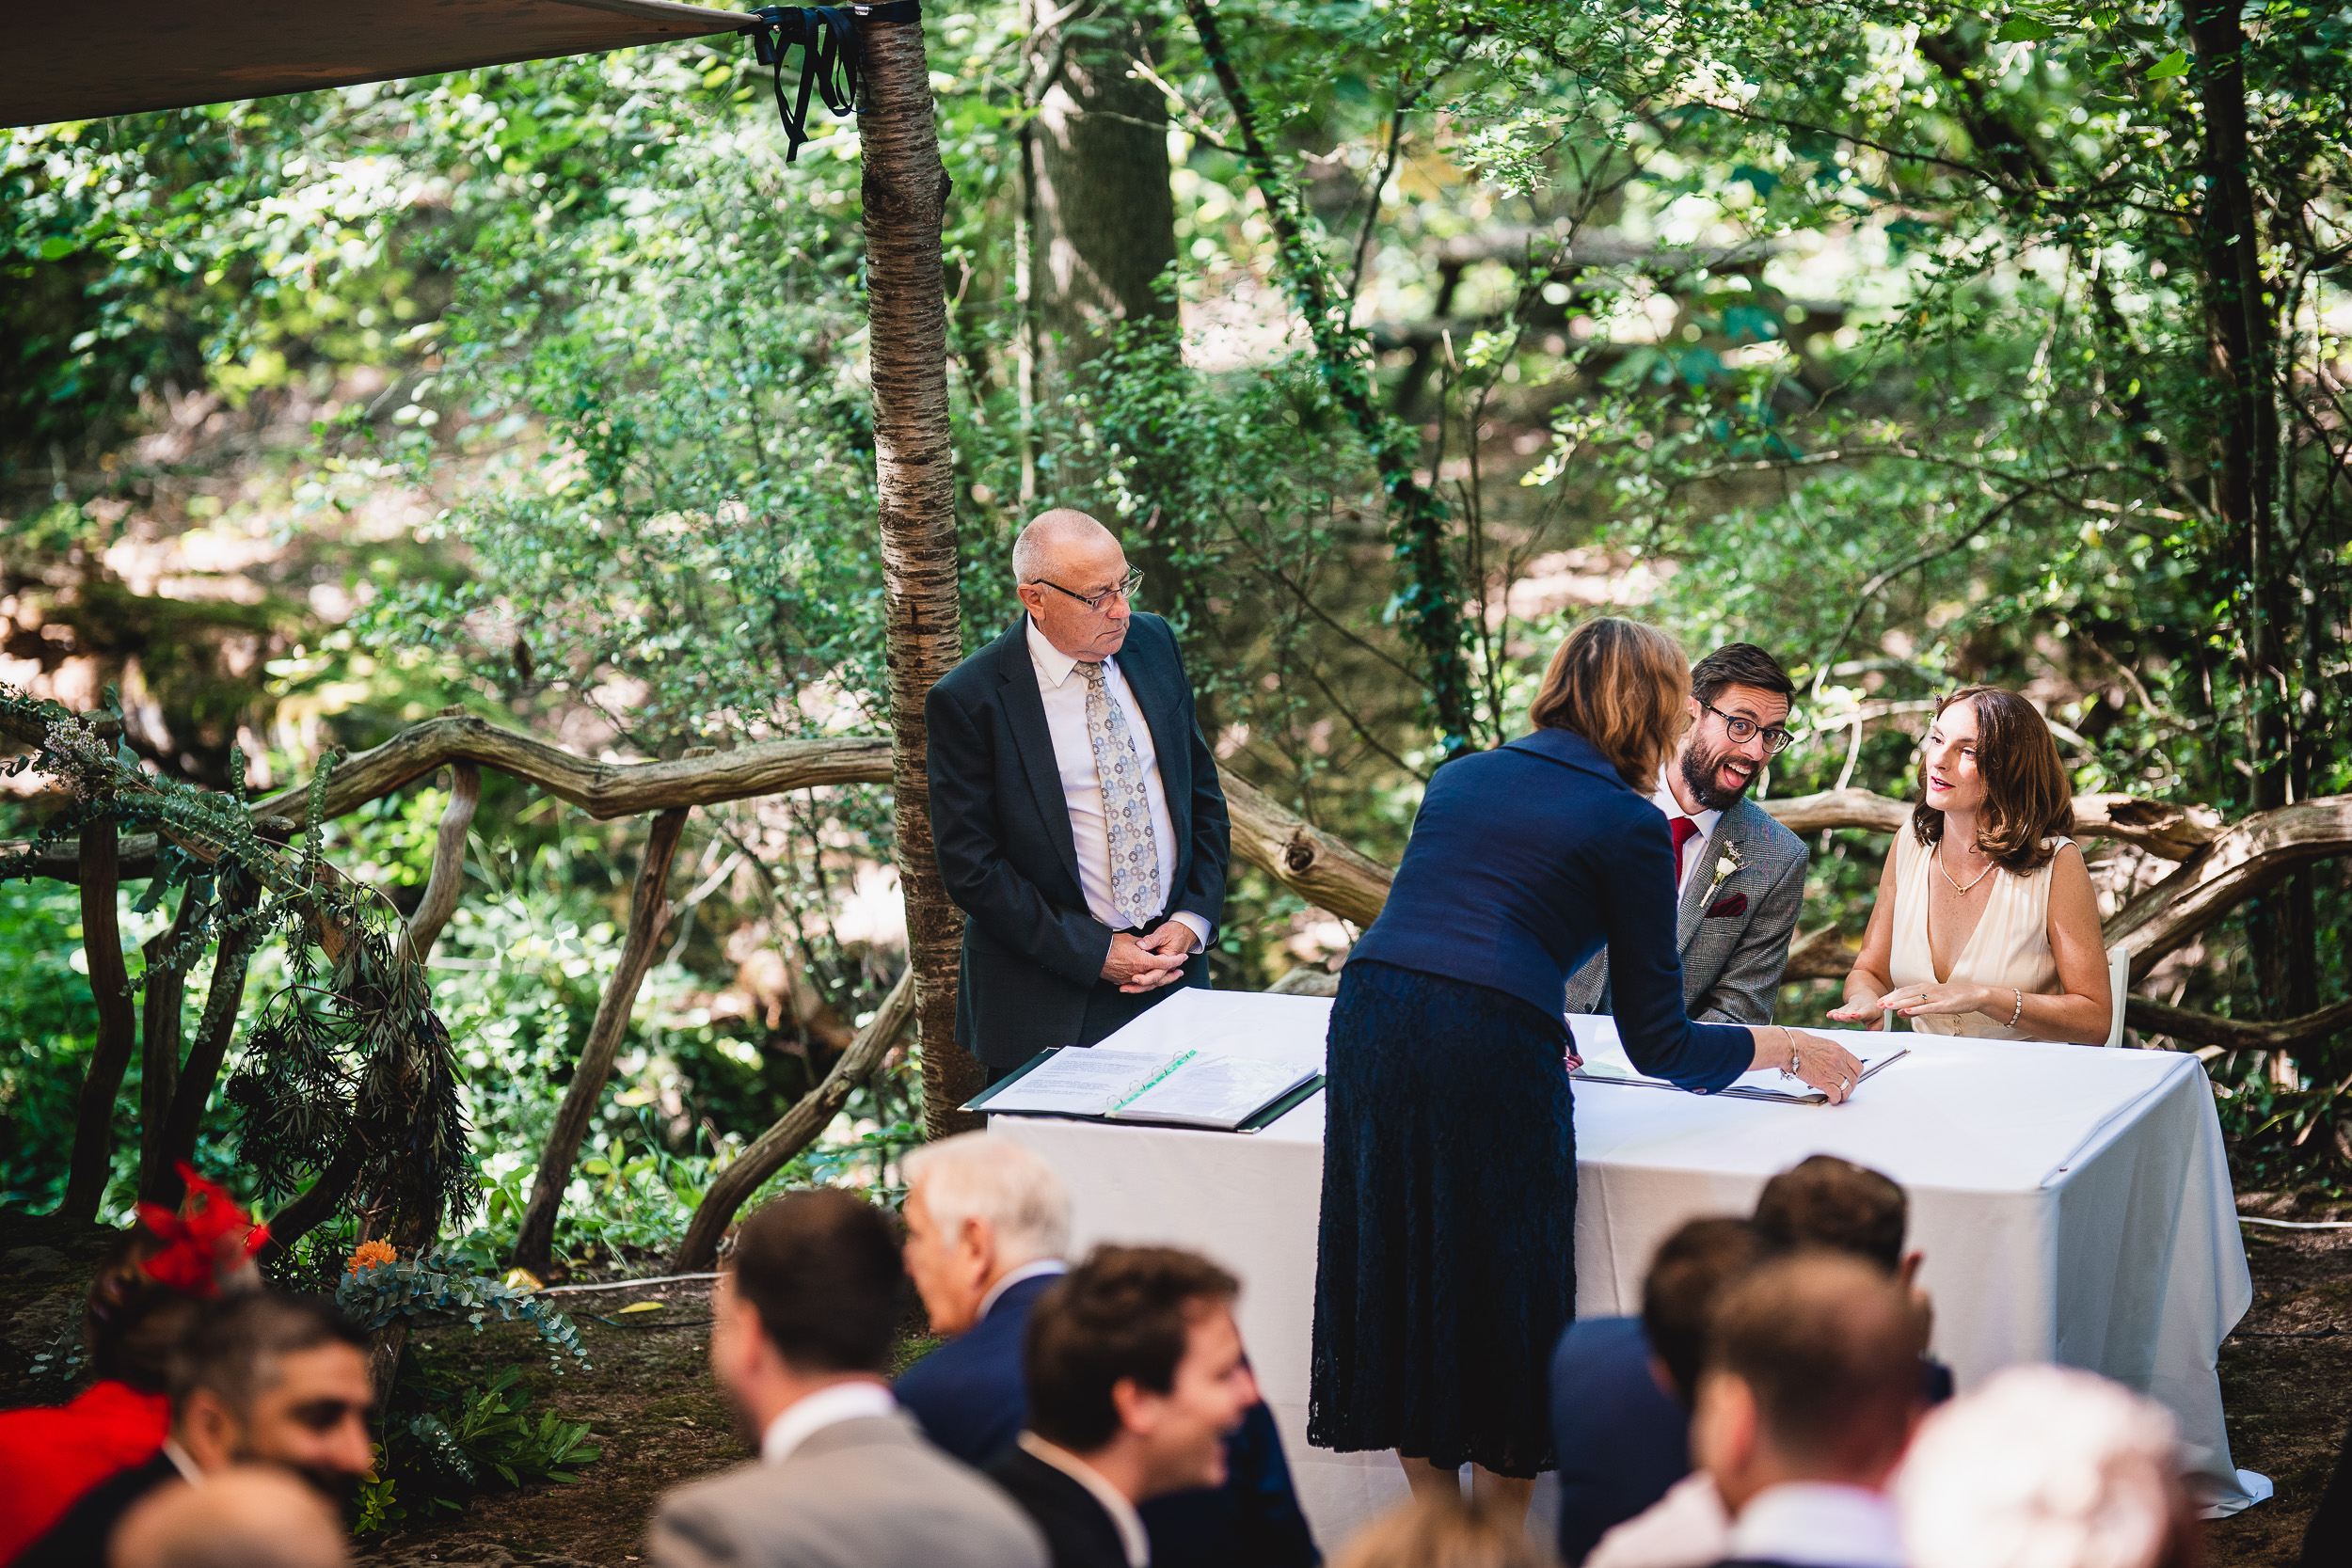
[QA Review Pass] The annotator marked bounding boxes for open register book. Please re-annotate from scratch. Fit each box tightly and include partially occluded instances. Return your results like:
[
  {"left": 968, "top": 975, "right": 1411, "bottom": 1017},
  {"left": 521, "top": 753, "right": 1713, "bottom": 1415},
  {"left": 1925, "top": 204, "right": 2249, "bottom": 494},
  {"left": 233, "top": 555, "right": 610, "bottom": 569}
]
[
  {"left": 1565, "top": 1015, "right": 1908, "bottom": 1106},
  {"left": 964, "top": 1040, "right": 1325, "bottom": 1132}
]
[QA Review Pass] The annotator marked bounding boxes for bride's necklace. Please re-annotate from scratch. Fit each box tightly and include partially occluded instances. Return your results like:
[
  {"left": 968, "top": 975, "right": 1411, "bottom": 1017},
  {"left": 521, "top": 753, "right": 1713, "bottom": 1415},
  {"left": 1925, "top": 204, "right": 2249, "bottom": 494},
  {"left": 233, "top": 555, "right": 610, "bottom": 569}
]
[{"left": 1938, "top": 842, "right": 1996, "bottom": 895}]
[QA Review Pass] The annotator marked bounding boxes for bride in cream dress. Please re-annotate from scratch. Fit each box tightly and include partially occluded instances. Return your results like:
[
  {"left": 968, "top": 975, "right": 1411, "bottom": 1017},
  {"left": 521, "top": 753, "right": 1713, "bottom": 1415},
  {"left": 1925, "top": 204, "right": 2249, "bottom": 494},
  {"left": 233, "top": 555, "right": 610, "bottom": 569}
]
[{"left": 1830, "top": 687, "right": 2111, "bottom": 1044}]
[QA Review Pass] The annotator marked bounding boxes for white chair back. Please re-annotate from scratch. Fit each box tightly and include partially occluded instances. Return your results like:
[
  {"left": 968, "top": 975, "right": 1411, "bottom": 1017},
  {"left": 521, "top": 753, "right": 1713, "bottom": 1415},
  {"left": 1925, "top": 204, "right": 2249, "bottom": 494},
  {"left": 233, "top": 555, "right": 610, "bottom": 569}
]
[{"left": 2104, "top": 944, "right": 2131, "bottom": 1049}]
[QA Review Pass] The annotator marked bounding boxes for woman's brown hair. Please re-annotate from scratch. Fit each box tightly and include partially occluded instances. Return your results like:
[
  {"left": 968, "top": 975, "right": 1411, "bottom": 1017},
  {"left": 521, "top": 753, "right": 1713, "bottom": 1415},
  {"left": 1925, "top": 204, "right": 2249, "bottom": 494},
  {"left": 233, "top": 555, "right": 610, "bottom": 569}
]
[
  {"left": 1529, "top": 616, "right": 1691, "bottom": 793},
  {"left": 1911, "top": 686, "right": 2074, "bottom": 872},
  {"left": 1332, "top": 1495, "right": 1552, "bottom": 1568}
]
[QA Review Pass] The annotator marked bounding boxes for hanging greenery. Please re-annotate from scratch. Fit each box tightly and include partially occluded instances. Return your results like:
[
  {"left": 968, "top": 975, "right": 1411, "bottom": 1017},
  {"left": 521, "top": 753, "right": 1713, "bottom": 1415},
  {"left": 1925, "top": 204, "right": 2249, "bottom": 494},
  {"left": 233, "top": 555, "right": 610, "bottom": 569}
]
[{"left": 0, "top": 689, "right": 475, "bottom": 1245}]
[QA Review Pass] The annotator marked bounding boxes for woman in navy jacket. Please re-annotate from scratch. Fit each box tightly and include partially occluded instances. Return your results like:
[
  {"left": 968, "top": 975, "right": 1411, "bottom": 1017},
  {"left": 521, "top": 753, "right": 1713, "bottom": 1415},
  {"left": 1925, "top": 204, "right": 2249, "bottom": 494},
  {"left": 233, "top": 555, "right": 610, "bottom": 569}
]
[{"left": 1308, "top": 617, "right": 1859, "bottom": 1520}]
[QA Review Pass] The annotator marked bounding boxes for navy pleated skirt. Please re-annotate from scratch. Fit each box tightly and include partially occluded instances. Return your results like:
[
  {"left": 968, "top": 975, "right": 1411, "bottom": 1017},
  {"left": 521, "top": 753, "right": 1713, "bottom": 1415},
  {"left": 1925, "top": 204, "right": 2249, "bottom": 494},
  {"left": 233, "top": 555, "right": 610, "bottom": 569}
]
[{"left": 1309, "top": 958, "right": 1575, "bottom": 1478}]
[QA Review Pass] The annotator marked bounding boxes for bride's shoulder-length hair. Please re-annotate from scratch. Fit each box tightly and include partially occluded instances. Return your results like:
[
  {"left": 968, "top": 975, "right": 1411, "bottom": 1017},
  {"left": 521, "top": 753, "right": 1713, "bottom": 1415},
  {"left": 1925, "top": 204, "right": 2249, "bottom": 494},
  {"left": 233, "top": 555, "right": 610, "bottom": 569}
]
[
  {"left": 1911, "top": 685, "right": 2074, "bottom": 872},
  {"left": 1529, "top": 616, "right": 1690, "bottom": 795}
]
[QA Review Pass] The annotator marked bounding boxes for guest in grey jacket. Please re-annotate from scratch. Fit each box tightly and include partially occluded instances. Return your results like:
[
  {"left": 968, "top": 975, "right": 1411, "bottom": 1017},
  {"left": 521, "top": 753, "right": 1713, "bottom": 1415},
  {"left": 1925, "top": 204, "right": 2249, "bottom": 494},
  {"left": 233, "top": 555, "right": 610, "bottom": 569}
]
[
  {"left": 648, "top": 1190, "right": 1046, "bottom": 1568},
  {"left": 1564, "top": 643, "right": 1808, "bottom": 1026}
]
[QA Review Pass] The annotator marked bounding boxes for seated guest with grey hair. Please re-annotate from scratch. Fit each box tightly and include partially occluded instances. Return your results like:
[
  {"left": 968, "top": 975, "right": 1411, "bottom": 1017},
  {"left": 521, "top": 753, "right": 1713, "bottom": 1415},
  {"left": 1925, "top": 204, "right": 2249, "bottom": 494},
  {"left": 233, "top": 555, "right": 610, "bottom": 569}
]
[
  {"left": 649, "top": 1189, "right": 1045, "bottom": 1568},
  {"left": 990, "top": 1246, "right": 1263, "bottom": 1568},
  {"left": 897, "top": 1133, "right": 1315, "bottom": 1568},
  {"left": 1692, "top": 1254, "right": 1927, "bottom": 1568},
  {"left": 1894, "top": 1366, "right": 2197, "bottom": 1568},
  {"left": 1564, "top": 642, "right": 1809, "bottom": 1026},
  {"left": 113, "top": 1465, "right": 350, "bottom": 1568},
  {"left": 17, "top": 1293, "right": 374, "bottom": 1568}
]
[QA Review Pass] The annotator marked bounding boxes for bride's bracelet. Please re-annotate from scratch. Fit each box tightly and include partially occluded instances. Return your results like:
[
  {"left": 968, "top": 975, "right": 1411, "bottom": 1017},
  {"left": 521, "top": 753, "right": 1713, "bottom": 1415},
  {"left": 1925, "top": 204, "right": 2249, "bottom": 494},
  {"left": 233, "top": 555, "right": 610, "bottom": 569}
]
[{"left": 2008, "top": 988, "right": 2024, "bottom": 1029}]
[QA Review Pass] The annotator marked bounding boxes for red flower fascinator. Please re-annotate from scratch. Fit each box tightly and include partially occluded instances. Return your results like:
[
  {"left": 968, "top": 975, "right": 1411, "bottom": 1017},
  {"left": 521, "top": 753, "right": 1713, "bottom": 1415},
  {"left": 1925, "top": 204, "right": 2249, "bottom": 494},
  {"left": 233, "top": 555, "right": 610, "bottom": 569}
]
[{"left": 135, "top": 1164, "right": 270, "bottom": 1297}]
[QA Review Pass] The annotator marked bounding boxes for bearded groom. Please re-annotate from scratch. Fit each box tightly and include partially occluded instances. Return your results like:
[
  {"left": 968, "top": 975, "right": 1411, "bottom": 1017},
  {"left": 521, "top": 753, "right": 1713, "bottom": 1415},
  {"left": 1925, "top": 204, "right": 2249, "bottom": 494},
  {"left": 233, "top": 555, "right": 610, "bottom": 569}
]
[{"left": 1564, "top": 642, "right": 1808, "bottom": 1025}]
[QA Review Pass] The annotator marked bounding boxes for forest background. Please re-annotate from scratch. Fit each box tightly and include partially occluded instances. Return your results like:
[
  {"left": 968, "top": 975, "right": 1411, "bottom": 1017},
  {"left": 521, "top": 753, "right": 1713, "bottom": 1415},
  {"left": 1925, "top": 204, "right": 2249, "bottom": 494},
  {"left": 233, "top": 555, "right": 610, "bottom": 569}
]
[{"left": 2, "top": 0, "right": 2349, "bottom": 1279}]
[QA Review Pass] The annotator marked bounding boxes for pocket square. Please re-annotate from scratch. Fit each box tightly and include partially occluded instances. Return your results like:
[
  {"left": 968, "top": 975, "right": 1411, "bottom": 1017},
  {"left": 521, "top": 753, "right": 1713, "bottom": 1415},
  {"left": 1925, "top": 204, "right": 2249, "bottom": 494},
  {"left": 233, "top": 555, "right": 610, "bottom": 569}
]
[{"left": 1705, "top": 893, "right": 1748, "bottom": 918}]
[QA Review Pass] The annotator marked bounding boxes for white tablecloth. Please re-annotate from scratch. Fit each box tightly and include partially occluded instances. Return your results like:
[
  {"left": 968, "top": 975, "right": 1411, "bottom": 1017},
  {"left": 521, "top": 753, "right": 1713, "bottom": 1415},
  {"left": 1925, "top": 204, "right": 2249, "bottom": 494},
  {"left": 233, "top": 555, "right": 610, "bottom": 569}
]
[{"left": 989, "top": 989, "right": 2261, "bottom": 1547}]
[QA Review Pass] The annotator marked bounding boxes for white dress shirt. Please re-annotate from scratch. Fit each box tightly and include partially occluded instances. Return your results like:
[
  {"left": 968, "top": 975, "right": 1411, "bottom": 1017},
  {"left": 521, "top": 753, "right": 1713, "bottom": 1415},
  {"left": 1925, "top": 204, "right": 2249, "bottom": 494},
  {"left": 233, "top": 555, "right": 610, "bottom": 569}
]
[
  {"left": 1724, "top": 1481, "right": 1905, "bottom": 1568},
  {"left": 1650, "top": 782, "right": 1723, "bottom": 896},
  {"left": 760, "top": 1379, "right": 900, "bottom": 1466},
  {"left": 1019, "top": 1433, "right": 1151, "bottom": 1568},
  {"left": 977, "top": 1258, "right": 1069, "bottom": 1323},
  {"left": 1585, "top": 1470, "right": 1730, "bottom": 1568},
  {"left": 1026, "top": 618, "right": 1208, "bottom": 952}
]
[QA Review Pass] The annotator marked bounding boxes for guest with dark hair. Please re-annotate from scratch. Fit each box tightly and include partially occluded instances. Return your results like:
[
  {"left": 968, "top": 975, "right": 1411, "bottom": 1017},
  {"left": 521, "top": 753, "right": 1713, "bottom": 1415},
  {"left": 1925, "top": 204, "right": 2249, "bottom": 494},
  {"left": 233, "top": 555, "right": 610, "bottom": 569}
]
[
  {"left": 1563, "top": 1220, "right": 1774, "bottom": 1568},
  {"left": 1753, "top": 1156, "right": 1947, "bottom": 1401},
  {"left": 992, "top": 1245, "right": 1261, "bottom": 1568},
  {"left": 897, "top": 1134, "right": 1316, "bottom": 1568},
  {"left": 650, "top": 1189, "right": 1044, "bottom": 1568},
  {"left": 1692, "top": 1254, "right": 1926, "bottom": 1568},
  {"left": 0, "top": 1169, "right": 266, "bottom": 1566},
  {"left": 1831, "top": 686, "right": 2111, "bottom": 1043},
  {"left": 1565, "top": 641, "right": 1810, "bottom": 1027},
  {"left": 16, "top": 1291, "right": 372, "bottom": 1568}
]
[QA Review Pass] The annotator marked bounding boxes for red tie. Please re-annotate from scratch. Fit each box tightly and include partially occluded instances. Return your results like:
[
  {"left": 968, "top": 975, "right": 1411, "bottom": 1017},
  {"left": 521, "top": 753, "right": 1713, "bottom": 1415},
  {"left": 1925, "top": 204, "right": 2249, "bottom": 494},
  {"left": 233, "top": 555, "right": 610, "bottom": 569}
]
[{"left": 1671, "top": 816, "right": 1700, "bottom": 886}]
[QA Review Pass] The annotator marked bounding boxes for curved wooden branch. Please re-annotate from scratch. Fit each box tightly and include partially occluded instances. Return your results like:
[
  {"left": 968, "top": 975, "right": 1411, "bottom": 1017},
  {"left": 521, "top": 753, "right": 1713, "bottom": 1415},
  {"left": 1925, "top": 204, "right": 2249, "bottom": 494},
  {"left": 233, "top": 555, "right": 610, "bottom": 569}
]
[
  {"left": 1220, "top": 773, "right": 1394, "bottom": 928},
  {"left": 2125, "top": 995, "right": 2352, "bottom": 1053},
  {"left": 397, "top": 762, "right": 481, "bottom": 965},
  {"left": 2106, "top": 797, "right": 2352, "bottom": 979},
  {"left": 1759, "top": 788, "right": 2223, "bottom": 862},
  {"left": 60, "top": 816, "right": 136, "bottom": 1221},
  {"left": 248, "top": 715, "right": 896, "bottom": 828},
  {"left": 671, "top": 966, "right": 918, "bottom": 1272},
  {"left": 512, "top": 806, "right": 691, "bottom": 1278}
]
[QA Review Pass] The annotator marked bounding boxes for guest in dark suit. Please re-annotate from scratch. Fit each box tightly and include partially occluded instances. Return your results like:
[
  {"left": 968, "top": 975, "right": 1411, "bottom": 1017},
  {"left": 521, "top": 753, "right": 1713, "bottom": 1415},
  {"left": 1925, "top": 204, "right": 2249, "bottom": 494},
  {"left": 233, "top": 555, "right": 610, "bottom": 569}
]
[
  {"left": 17, "top": 1293, "right": 374, "bottom": 1568},
  {"left": 991, "top": 1246, "right": 1261, "bottom": 1568},
  {"left": 1563, "top": 643, "right": 1809, "bottom": 1025},
  {"left": 898, "top": 1133, "right": 1316, "bottom": 1568},
  {"left": 1692, "top": 1256, "right": 1922, "bottom": 1568},
  {"left": 927, "top": 510, "right": 1230, "bottom": 1077},
  {"left": 1555, "top": 1220, "right": 1773, "bottom": 1568},
  {"left": 1311, "top": 617, "right": 1862, "bottom": 1526}
]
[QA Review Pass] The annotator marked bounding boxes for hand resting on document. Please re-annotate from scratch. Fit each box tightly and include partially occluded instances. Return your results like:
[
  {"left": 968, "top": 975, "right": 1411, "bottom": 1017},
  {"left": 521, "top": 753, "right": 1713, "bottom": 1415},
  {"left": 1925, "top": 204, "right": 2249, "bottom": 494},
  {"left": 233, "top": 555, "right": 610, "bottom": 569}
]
[{"left": 1745, "top": 1025, "right": 1866, "bottom": 1105}]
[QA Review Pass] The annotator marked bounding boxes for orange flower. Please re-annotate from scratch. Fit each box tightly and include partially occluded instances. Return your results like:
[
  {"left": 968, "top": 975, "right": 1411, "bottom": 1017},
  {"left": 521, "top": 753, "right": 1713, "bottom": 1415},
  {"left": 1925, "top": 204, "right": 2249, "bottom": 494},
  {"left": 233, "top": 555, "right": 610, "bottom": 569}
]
[{"left": 347, "top": 1240, "right": 399, "bottom": 1277}]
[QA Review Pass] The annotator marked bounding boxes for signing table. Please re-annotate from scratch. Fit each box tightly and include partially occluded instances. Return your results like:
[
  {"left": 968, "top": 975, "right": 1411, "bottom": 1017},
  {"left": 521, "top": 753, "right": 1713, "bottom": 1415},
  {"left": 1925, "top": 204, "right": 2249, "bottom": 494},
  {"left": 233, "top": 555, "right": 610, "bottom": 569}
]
[{"left": 988, "top": 989, "right": 2264, "bottom": 1546}]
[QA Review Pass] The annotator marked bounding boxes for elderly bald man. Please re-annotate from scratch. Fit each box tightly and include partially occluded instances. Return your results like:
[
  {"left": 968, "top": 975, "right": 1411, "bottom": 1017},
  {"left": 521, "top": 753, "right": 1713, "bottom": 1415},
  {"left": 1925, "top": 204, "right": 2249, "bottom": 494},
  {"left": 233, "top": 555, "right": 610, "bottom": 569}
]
[{"left": 926, "top": 510, "right": 1231, "bottom": 1078}]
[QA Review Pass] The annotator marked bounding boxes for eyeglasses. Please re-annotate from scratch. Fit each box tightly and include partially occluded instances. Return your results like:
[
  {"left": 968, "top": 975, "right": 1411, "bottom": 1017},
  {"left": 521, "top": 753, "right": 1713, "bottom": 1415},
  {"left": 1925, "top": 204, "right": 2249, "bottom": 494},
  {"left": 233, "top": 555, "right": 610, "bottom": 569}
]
[
  {"left": 1699, "top": 698, "right": 1794, "bottom": 754},
  {"left": 1031, "top": 569, "right": 1144, "bottom": 613}
]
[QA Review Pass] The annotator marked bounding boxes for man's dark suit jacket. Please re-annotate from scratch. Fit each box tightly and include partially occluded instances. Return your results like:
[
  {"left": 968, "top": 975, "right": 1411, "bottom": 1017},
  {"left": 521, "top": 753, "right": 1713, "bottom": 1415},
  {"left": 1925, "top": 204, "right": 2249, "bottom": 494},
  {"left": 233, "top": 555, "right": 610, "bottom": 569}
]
[
  {"left": 898, "top": 1274, "right": 1318, "bottom": 1568},
  {"left": 927, "top": 613, "right": 1230, "bottom": 1069},
  {"left": 16, "top": 1449, "right": 178, "bottom": 1568},
  {"left": 1550, "top": 1318, "right": 1690, "bottom": 1568},
  {"left": 989, "top": 1446, "right": 1132, "bottom": 1568}
]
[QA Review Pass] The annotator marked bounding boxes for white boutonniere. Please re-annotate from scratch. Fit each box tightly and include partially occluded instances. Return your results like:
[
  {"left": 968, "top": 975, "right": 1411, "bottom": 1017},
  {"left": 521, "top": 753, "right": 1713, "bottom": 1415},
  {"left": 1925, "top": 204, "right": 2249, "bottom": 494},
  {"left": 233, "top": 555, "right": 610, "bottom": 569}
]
[{"left": 1705, "top": 841, "right": 1743, "bottom": 902}]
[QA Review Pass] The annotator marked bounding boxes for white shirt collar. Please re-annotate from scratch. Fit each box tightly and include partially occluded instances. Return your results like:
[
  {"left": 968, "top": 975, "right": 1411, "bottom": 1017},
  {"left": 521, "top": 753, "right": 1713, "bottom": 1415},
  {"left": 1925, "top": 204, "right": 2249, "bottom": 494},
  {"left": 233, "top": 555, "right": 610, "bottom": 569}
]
[
  {"left": 759, "top": 1379, "right": 898, "bottom": 1466},
  {"left": 160, "top": 1439, "right": 203, "bottom": 1484},
  {"left": 978, "top": 1258, "right": 1069, "bottom": 1323},
  {"left": 1026, "top": 616, "right": 1089, "bottom": 689},
  {"left": 1020, "top": 1433, "right": 1151, "bottom": 1568},
  {"left": 1651, "top": 779, "right": 1723, "bottom": 840},
  {"left": 1725, "top": 1481, "right": 1903, "bottom": 1568}
]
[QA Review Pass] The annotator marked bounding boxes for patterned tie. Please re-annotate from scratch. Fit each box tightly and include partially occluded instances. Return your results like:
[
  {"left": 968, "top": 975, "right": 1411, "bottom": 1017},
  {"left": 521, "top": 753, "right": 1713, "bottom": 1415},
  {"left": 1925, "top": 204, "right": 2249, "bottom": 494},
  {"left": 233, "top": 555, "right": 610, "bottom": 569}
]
[
  {"left": 1671, "top": 816, "right": 1701, "bottom": 886},
  {"left": 1077, "top": 661, "right": 1164, "bottom": 928}
]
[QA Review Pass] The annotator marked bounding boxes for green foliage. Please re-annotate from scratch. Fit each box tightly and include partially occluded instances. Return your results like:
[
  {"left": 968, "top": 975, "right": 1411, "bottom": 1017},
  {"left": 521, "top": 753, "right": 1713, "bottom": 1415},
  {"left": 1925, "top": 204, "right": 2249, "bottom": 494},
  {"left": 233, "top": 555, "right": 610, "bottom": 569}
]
[
  {"left": 337, "top": 1245, "right": 592, "bottom": 1372},
  {"left": 360, "top": 1367, "right": 601, "bottom": 1533}
]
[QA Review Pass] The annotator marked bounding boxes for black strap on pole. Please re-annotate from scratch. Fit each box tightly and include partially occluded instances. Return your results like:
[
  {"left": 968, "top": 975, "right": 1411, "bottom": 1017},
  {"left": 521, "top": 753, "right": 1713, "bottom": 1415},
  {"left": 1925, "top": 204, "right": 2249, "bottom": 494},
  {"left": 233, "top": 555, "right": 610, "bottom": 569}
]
[{"left": 738, "top": 1, "right": 922, "bottom": 161}]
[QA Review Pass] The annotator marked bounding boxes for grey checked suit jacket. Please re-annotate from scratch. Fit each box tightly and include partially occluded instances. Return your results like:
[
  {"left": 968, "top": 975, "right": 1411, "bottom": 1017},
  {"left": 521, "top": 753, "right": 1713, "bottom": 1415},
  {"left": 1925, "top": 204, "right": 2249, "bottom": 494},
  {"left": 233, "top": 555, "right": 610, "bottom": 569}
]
[
  {"left": 1562, "top": 794, "right": 1808, "bottom": 1025},
  {"left": 647, "top": 1413, "right": 1047, "bottom": 1568}
]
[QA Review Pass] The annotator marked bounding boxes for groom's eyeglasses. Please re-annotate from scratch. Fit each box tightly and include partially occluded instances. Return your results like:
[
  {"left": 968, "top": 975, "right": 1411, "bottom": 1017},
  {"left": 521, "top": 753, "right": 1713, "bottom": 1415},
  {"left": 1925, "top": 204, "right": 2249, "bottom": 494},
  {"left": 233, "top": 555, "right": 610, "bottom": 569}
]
[
  {"left": 1031, "top": 570, "right": 1144, "bottom": 613},
  {"left": 1699, "top": 698, "right": 1795, "bottom": 754}
]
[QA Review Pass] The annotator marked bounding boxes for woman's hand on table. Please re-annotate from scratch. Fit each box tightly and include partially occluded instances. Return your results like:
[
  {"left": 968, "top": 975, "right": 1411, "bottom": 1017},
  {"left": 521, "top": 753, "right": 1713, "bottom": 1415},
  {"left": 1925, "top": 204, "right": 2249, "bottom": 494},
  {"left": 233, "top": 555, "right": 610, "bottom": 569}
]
[
  {"left": 1825, "top": 995, "right": 1886, "bottom": 1028},
  {"left": 1750, "top": 1026, "right": 1866, "bottom": 1104},
  {"left": 1847, "top": 979, "right": 1994, "bottom": 1022}
]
